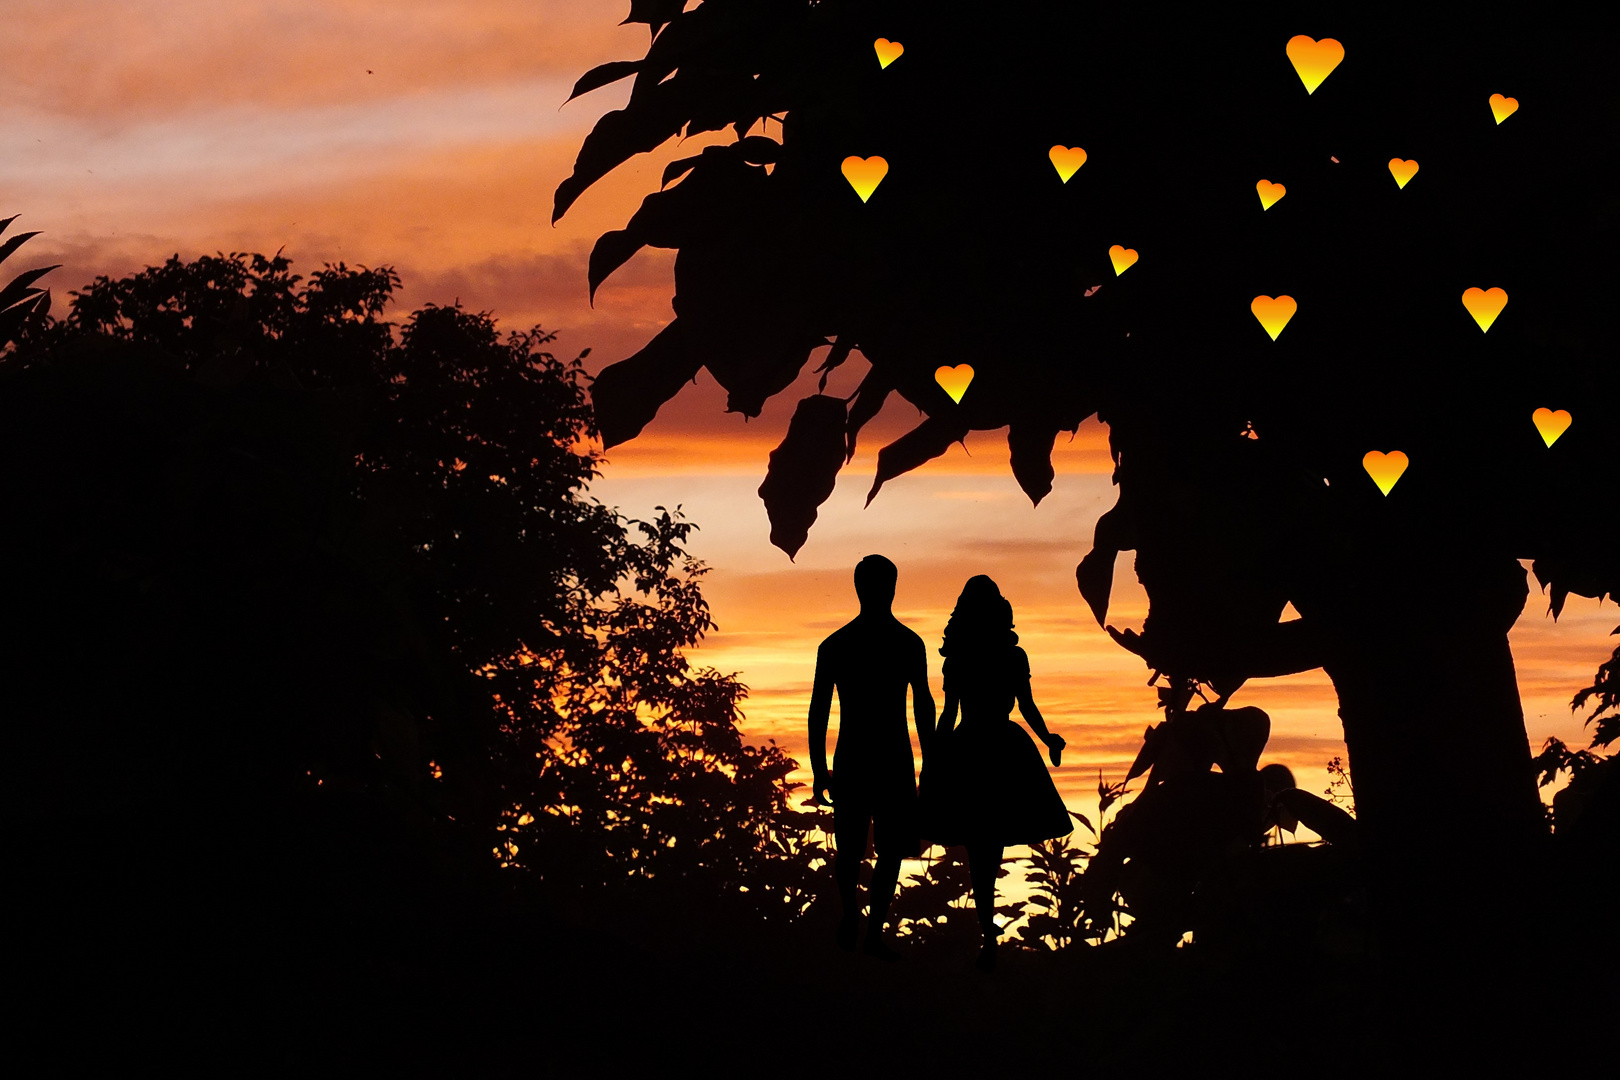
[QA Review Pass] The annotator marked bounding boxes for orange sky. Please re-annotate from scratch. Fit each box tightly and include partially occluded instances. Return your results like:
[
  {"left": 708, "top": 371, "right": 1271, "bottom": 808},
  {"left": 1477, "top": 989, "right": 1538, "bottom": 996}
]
[{"left": 4, "top": 0, "right": 1614, "bottom": 831}]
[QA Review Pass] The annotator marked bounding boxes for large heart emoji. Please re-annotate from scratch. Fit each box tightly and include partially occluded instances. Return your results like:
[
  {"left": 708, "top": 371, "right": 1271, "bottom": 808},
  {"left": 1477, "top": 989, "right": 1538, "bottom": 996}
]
[
  {"left": 874, "top": 38, "right": 904, "bottom": 69},
  {"left": 1049, "top": 145, "right": 1087, "bottom": 183},
  {"left": 1363, "top": 450, "right": 1409, "bottom": 495},
  {"left": 1489, "top": 93, "right": 1519, "bottom": 125},
  {"left": 935, "top": 364, "right": 974, "bottom": 404},
  {"left": 841, "top": 156, "right": 889, "bottom": 202},
  {"left": 1286, "top": 35, "right": 1345, "bottom": 95},
  {"left": 1256, "top": 179, "right": 1287, "bottom": 210},
  {"left": 1388, "top": 158, "right": 1419, "bottom": 189},
  {"left": 1250, "top": 295, "right": 1298, "bottom": 341},
  {"left": 1461, "top": 286, "right": 1508, "bottom": 333},
  {"left": 1532, "top": 408, "right": 1572, "bottom": 447},
  {"left": 1109, "top": 245, "right": 1139, "bottom": 276}
]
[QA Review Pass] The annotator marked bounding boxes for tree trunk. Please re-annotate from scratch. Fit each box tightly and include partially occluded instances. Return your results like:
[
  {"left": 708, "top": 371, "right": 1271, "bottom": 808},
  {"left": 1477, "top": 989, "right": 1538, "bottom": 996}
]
[{"left": 1318, "top": 554, "right": 1549, "bottom": 1055}]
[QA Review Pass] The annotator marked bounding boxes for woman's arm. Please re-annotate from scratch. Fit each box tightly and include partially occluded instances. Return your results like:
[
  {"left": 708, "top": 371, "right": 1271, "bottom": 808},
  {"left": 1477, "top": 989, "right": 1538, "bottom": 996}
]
[{"left": 1017, "top": 682, "right": 1065, "bottom": 767}]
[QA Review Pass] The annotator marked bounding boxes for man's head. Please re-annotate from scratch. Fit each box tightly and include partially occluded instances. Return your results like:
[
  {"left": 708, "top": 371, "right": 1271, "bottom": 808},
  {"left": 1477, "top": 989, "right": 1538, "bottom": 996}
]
[{"left": 854, "top": 554, "right": 898, "bottom": 612}]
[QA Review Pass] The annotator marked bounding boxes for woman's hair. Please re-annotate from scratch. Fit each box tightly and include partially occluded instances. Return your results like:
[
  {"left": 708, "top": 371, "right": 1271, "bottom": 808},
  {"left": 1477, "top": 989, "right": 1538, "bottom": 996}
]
[{"left": 940, "top": 574, "right": 1018, "bottom": 658}]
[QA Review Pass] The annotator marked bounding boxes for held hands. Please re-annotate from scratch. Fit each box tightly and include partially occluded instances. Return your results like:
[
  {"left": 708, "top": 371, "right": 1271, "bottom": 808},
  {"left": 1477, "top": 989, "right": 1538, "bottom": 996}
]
[{"left": 1043, "top": 732, "right": 1066, "bottom": 768}]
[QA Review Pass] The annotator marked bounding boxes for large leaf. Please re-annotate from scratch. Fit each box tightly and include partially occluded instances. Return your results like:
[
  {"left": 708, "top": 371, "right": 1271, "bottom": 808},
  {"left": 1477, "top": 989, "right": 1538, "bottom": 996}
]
[
  {"left": 757, "top": 395, "right": 847, "bottom": 559},
  {"left": 588, "top": 319, "right": 701, "bottom": 448},
  {"left": 564, "top": 60, "right": 642, "bottom": 104},
  {"left": 864, "top": 415, "right": 968, "bottom": 506},
  {"left": 1075, "top": 546, "right": 1116, "bottom": 628},
  {"left": 552, "top": 82, "right": 690, "bottom": 223},
  {"left": 1008, "top": 419, "right": 1059, "bottom": 506}
]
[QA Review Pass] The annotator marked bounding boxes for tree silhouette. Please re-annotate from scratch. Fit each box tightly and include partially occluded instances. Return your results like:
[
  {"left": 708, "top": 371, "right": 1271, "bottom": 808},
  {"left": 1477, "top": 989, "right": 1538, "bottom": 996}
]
[
  {"left": 1, "top": 250, "right": 828, "bottom": 976},
  {"left": 556, "top": 4, "right": 1618, "bottom": 988}
]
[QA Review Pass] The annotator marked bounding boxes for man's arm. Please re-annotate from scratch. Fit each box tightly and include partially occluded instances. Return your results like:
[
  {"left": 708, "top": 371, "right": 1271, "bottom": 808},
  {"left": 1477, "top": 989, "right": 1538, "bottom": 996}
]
[
  {"left": 910, "top": 635, "right": 936, "bottom": 754},
  {"left": 808, "top": 641, "right": 835, "bottom": 804}
]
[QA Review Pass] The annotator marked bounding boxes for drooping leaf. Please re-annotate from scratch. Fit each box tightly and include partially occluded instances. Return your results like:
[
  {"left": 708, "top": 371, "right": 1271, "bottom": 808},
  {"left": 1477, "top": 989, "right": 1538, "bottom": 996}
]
[
  {"left": 844, "top": 363, "right": 892, "bottom": 460},
  {"left": 552, "top": 83, "right": 690, "bottom": 223},
  {"left": 1075, "top": 546, "right": 1116, "bottom": 628},
  {"left": 865, "top": 415, "right": 968, "bottom": 506},
  {"left": 587, "top": 230, "right": 644, "bottom": 304},
  {"left": 757, "top": 395, "right": 847, "bottom": 559},
  {"left": 565, "top": 60, "right": 642, "bottom": 104},
  {"left": 589, "top": 319, "right": 701, "bottom": 448},
  {"left": 1008, "top": 420, "right": 1059, "bottom": 506},
  {"left": 813, "top": 338, "right": 851, "bottom": 392}
]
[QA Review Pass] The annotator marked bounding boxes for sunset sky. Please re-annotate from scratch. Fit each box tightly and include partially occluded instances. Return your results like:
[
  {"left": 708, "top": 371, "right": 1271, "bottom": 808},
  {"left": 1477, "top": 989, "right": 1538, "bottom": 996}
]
[{"left": 6, "top": 0, "right": 1614, "bottom": 830}]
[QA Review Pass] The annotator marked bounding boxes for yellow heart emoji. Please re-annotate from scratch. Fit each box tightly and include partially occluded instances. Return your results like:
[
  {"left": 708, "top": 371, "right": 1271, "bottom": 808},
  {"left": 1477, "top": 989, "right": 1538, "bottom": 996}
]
[
  {"left": 1489, "top": 93, "right": 1519, "bottom": 125},
  {"left": 1049, "top": 145, "right": 1087, "bottom": 183},
  {"left": 935, "top": 364, "right": 974, "bottom": 404},
  {"left": 841, "top": 156, "right": 889, "bottom": 202},
  {"left": 1286, "top": 35, "right": 1345, "bottom": 95},
  {"left": 1532, "top": 408, "right": 1572, "bottom": 447},
  {"left": 874, "top": 38, "right": 904, "bottom": 69},
  {"left": 1461, "top": 286, "right": 1508, "bottom": 333},
  {"left": 1108, "top": 245, "right": 1139, "bottom": 276},
  {"left": 1388, "top": 158, "right": 1419, "bottom": 189},
  {"left": 1256, "top": 179, "right": 1287, "bottom": 210},
  {"left": 1250, "top": 295, "right": 1298, "bottom": 341},
  {"left": 1363, "top": 450, "right": 1409, "bottom": 495}
]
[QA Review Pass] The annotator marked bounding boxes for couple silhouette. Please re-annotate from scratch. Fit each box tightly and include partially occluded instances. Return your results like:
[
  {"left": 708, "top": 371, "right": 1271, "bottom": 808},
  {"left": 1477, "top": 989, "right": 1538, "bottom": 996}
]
[{"left": 808, "top": 555, "right": 1071, "bottom": 971}]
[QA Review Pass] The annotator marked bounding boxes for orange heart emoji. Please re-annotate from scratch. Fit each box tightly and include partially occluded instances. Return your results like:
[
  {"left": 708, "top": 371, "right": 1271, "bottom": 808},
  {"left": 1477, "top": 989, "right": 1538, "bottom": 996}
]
[
  {"left": 1250, "top": 295, "right": 1298, "bottom": 341},
  {"left": 1049, "top": 145, "right": 1087, "bottom": 183},
  {"left": 935, "top": 364, "right": 974, "bottom": 404},
  {"left": 1489, "top": 93, "right": 1519, "bottom": 125},
  {"left": 1388, "top": 158, "right": 1419, "bottom": 189},
  {"left": 1256, "top": 179, "right": 1287, "bottom": 210},
  {"left": 1109, "top": 245, "right": 1139, "bottom": 276},
  {"left": 1532, "top": 407, "right": 1572, "bottom": 447},
  {"left": 841, "top": 155, "right": 889, "bottom": 202},
  {"left": 1286, "top": 35, "right": 1345, "bottom": 95},
  {"left": 874, "top": 38, "right": 904, "bottom": 69},
  {"left": 1363, "top": 450, "right": 1409, "bottom": 495},
  {"left": 1461, "top": 286, "right": 1508, "bottom": 333}
]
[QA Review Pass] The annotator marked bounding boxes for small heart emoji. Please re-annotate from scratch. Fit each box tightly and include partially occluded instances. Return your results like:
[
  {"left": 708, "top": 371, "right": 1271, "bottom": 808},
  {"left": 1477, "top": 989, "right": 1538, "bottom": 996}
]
[
  {"left": 1489, "top": 93, "right": 1519, "bottom": 125},
  {"left": 1109, "top": 245, "right": 1139, "bottom": 276},
  {"left": 1532, "top": 408, "right": 1572, "bottom": 447},
  {"left": 1256, "top": 179, "right": 1287, "bottom": 210},
  {"left": 1049, "top": 145, "right": 1087, "bottom": 183},
  {"left": 841, "top": 155, "right": 889, "bottom": 202},
  {"left": 874, "top": 38, "right": 904, "bottom": 69},
  {"left": 935, "top": 364, "right": 974, "bottom": 404},
  {"left": 1363, "top": 450, "right": 1409, "bottom": 495},
  {"left": 1461, "top": 286, "right": 1508, "bottom": 333},
  {"left": 1388, "top": 158, "right": 1419, "bottom": 189},
  {"left": 1250, "top": 295, "right": 1298, "bottom": 341},
  {"left": 1286, "top": 35, "right": 1345, "bottom": 95}
]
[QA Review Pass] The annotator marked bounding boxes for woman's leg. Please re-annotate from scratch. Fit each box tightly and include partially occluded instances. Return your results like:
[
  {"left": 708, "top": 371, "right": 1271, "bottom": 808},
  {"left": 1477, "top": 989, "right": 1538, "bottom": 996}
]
[{"left": 968, "top": 842, "right": 1004, "bottom": 940}]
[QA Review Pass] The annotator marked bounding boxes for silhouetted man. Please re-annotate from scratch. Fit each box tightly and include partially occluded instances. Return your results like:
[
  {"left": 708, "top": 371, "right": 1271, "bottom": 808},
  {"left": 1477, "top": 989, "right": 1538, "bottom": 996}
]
[{"left": 809, "top": 554, "right": 935, "bottom": 958}]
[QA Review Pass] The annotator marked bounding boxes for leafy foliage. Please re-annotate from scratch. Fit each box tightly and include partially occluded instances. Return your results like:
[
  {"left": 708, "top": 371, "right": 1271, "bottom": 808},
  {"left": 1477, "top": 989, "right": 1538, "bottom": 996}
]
[
  {"left": 1, "top": 250, "right": 825, "bottom": 915},
  {"left": 0, "top": 215, "right": 56, "bottom": 347},
  {"left": 558, "top": 2, "right": 1618, "bottom": 934}
]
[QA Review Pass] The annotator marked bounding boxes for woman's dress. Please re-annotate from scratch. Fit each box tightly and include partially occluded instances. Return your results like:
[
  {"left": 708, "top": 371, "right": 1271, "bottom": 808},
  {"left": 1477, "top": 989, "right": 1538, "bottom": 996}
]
[{"left": 919, "top": 644, "right": 1073, "bottom": 847}]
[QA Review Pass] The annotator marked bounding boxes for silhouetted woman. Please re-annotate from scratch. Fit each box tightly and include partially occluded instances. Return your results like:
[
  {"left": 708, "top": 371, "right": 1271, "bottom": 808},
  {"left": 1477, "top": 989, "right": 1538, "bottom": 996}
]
[{"left": 920, "top": 575, "right": 1071, "bottom": 971}]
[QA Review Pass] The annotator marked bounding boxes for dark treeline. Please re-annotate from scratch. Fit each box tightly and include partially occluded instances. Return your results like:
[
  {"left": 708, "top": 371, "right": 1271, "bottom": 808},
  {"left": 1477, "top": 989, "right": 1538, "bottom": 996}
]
[{"left": 3, "top": 229, "right": 1614, "bottom": 1071}]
